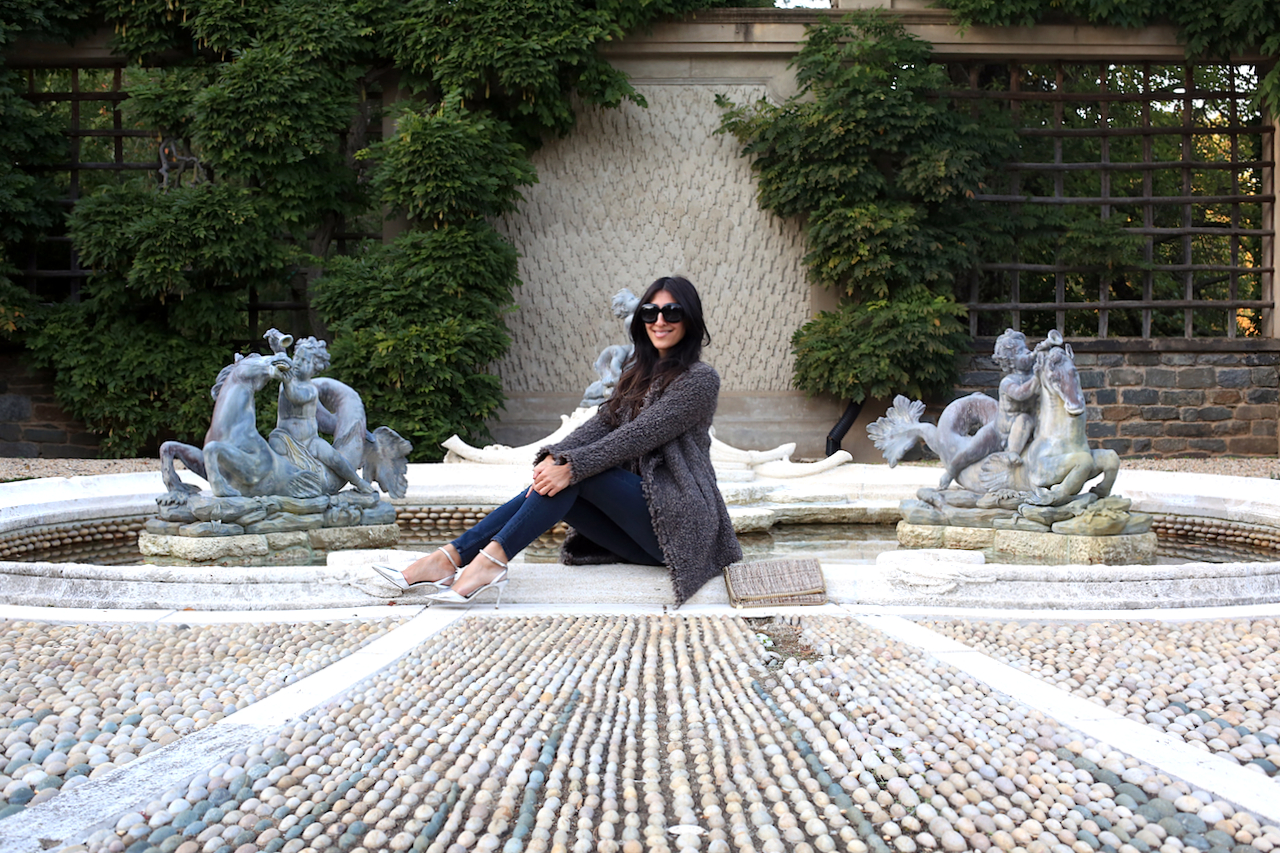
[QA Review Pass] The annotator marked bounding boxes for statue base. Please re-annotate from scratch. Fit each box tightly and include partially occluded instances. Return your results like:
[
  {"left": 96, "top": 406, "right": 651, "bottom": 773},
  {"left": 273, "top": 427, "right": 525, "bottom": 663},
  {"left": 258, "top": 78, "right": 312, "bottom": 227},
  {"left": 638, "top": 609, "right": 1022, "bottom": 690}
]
[
  {"left": 139, "top": 523, "right": 399, "bottom": 567},
  {"left": 897, "top": 521, "right": 1157, "bottom": 565},
  {"left": 152, "top": 490, "right": 397, "bottom": 533}
]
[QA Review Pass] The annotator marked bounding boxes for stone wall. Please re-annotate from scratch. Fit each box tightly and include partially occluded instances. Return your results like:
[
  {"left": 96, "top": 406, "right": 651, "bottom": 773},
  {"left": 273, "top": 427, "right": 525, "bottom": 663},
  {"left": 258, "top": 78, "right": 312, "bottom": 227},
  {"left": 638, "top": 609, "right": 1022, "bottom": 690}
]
[
  {"left": 491, "top": 81, "right": 847, "bottom": 457},
  {"left": 955, "top": 342, "right": 1280, "bottom": 458},
  {"left": 495, "top": 84, "right": 811, "bottom": 397},
  {"left": 0, "top": 350, "right": 99, "bottom": 458}
]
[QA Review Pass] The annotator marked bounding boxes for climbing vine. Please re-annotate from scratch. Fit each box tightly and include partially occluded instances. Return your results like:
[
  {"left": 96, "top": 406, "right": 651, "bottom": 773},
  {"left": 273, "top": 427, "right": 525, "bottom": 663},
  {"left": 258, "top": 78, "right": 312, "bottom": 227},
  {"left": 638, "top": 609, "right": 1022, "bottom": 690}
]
[
  {"left": 721, "top": 5, "right": 1276, "bottom": 405},
  {"left": 719, "top": 14, "right": 1018, "bottom": 404},
  {"left": 0, "top": 0, "right": 763, "bottom": 458}
]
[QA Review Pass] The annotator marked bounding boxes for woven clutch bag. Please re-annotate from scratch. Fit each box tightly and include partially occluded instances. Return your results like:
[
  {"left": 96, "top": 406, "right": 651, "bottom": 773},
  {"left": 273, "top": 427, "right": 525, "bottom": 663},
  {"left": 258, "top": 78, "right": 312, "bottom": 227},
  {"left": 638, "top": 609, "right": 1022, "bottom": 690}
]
[{"left": 723, "top": 558, "right": 827, "bottom": 608}]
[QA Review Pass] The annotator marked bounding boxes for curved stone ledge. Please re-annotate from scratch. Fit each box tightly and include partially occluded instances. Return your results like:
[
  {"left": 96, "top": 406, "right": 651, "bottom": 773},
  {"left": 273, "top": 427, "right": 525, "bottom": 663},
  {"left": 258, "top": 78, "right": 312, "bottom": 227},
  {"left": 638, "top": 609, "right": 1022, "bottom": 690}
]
[
  {"left": 861, "top": 559, "right": 1280, "bottom": 610},
  {"left": 0, "top": 463, "right": 1277, "bottom": 610},
  {"left": 0, "top": 560, "right": 385, "bottom": 610}
]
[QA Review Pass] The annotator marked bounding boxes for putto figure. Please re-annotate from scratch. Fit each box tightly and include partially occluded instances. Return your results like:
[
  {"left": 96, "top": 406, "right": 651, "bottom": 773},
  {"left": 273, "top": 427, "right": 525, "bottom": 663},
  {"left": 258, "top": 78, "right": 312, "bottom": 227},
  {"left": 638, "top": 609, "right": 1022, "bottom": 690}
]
[
  {"left": 580, "top": 289, "right": 642, "bottom": 408},
  {"left": 936, "top": 329, "right": 1059, "bottom": 489},
  {"left": 266, "top": 332, "right": 378, "bottom": 496}
]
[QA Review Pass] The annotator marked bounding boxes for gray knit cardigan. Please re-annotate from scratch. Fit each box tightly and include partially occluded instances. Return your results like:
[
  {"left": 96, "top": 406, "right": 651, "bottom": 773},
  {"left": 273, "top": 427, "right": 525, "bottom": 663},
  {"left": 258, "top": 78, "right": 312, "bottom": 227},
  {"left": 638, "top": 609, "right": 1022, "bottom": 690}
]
[{"left": 538, "top": 361, "right": 741, "bottom": 604}]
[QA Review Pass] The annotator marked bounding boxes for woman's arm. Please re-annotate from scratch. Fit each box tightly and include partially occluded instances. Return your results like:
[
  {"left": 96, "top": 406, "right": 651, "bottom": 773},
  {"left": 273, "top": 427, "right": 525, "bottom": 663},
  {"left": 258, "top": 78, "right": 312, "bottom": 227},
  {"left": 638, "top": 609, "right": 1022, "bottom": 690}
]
[
  {"left": 550, "top": 364, "right": 719, "bottom": 483},
  {"left": 535, "top": 408, "right": 616, "bottom": 465}
]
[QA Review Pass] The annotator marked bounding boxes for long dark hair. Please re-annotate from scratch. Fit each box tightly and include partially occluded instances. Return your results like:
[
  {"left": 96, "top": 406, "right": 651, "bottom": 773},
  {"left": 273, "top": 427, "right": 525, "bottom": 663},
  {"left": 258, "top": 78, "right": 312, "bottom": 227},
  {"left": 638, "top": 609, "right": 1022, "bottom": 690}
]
[{"left": 605, "top": 276, "right": 710, "bottom": 422}]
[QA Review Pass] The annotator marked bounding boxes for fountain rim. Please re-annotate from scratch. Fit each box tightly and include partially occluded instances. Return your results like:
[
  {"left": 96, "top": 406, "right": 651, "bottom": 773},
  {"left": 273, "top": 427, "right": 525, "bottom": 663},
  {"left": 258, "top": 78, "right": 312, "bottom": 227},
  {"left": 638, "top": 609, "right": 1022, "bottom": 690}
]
[{"left": 2, "top": 462, "right": 1279, "bottom": 610}]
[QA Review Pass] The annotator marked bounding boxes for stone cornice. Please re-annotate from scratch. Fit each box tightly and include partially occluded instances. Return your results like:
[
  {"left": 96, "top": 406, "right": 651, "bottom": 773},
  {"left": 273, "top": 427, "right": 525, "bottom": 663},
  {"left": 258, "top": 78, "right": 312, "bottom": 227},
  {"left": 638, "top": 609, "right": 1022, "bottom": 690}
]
[
  {"left": 6, "top": 6, "right": 1265, "bottom": 68},
  {"left": 604, "top": 5, "right": 1202, "bottom": 63}
]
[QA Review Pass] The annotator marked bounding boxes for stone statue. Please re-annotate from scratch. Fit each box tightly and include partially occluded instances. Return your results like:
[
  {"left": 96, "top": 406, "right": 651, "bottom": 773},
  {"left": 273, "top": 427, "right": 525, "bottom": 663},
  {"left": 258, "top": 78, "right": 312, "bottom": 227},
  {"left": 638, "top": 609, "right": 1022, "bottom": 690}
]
[
  {"left": 265, "top": 331, "right": 383, "bottom": 496},
  {"left": 580, "top": 289, "right": 640, "bottom": 408},
  {"left": 159, "top": 352, "right": 325, "bottom": 500},
  {"left": 153, "top": 332, "right": 413, "bottom": 545},
  {"left": 867, "top": 330, "right": 1143, "bottom": 544},
  {"left": 936, "top": 329, "right": 1058, "bottom": 488}
]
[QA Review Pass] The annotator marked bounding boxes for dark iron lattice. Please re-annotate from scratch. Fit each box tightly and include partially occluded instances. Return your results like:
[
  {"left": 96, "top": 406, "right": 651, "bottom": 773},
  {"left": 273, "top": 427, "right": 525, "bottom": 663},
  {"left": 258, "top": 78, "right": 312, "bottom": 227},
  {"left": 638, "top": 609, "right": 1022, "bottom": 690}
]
[
  {"left": 10, "top": 63, "right": 376, "bottom": 341},
  {"left": 951, "top": 61, "right": 1276, "bottom": 340},
  {"left": 14, "top": 66, "right": 148, "bottom": 303}
]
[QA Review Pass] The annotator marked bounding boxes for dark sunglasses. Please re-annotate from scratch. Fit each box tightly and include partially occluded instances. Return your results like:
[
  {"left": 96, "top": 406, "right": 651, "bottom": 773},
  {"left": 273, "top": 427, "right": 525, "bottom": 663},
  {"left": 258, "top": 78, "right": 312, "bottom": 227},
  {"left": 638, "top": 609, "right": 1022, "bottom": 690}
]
[{"left": 638, "top": 302, "right": 684, "bottom": 324}]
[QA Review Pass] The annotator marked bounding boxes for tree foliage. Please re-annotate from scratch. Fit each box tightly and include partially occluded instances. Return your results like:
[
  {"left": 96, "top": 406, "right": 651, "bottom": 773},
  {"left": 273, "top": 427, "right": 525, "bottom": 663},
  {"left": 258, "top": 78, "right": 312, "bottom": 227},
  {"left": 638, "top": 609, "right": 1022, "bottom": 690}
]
[
  {"left": 366, "top": 94, "right": 538, "bottom": 225},
  {"left": 2, "top": 0, "right": 755, "bottom": 457},
  {"left": 312, "top": 223, "right": 521, "bottom": 455},
  {"left": 384, "top": 0, "right": 771, "bottom": 146},
  {"left": 719, "top": 14, "right": 1016, "bottom": 404}
]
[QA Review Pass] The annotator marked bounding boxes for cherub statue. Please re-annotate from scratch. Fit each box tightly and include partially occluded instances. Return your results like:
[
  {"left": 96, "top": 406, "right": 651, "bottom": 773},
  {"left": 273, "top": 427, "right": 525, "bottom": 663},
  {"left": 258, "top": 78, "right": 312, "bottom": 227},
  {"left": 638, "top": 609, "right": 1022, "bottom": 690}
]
[
  {"left": 580, "top": 288, "right": 642, "bottom": 408},
  {"left": 266, "top": 333, "right": 377, "bottom": 494},
  {"left": 936, "top": 328, "right": 1060, "bottom": 488}
]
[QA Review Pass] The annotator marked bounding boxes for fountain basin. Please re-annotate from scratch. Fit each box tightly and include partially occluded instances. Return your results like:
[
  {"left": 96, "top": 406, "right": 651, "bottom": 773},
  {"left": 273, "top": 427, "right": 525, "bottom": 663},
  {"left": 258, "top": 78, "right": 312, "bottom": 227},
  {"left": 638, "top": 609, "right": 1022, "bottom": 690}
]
[{"left": 0, "top": 463, "right": 1277, "bottom": 609}]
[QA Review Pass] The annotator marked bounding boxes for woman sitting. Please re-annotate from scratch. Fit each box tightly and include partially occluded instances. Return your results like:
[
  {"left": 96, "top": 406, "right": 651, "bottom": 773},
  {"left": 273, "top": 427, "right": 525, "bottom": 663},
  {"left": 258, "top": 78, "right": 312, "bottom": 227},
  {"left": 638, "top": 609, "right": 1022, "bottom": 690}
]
[{"left": 370, "top": 275, "right": 741, "bottom": 606}]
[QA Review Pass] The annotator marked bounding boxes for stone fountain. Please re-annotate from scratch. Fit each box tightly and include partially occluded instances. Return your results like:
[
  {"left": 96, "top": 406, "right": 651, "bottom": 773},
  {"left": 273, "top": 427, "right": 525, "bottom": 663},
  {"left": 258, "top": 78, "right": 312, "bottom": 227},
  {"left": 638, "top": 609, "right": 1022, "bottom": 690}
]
[
  {"left": 868, "top": 329, "right": 1157, "bottom": 565},
  {"left": 139, "top": 330, "right": 413, "bottom": 566},
  {"left": 5, "top": 309, "right": 1280, "bottom": 610}
]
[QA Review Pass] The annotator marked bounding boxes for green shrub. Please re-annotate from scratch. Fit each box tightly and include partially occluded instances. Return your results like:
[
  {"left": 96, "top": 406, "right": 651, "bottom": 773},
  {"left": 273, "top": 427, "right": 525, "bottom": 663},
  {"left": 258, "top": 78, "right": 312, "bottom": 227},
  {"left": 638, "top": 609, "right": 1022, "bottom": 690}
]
[
  {"left": 791, "top": 293, "right": 971, "bottom": 403},
  {"left": 719, "top": 14, "right": 1017, "bottom": 404},
  {"left": 0, "top": 69, "right": 67, "bottom": 335},
  {"left": 22, "top": 177, "right": 298, "bottom": 455},
  {"left": 312, "top": 223, "right": 520, "bottom": 460},
  {"left": 366, "top": 94, "right": 538, "bottom": 224},
  {"left": 25, "top": 300, "right": 231, "bottom": 456}
]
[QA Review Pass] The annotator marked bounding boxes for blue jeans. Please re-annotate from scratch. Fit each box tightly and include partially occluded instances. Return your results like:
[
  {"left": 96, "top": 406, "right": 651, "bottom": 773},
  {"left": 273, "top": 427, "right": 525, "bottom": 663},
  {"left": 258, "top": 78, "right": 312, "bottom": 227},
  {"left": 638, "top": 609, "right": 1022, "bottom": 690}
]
[{"left": 451, "top": 467, "right": 664, "bottom": 566}]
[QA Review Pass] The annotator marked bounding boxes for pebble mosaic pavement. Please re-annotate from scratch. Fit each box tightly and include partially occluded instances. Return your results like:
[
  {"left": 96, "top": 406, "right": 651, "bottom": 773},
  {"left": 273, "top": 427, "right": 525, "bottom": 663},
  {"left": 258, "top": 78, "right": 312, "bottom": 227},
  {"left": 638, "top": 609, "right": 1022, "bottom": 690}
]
[
  {"left": 0, "top": 620, "right": 406, "bottom": 821},
  {"left": 921, "top": 620, "right": 1280, "bottom": 780},
  {"left": 1, "top": 613, "right": 1276, "bottom": 853}
]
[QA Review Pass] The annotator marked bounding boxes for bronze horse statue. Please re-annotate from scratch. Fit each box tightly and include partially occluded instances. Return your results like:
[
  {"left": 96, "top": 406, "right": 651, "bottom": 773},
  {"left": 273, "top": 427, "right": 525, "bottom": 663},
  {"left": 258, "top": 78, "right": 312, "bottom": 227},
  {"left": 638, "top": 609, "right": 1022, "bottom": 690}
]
[
  {"left": 869, "top": 339, "right": 1119, "bottom": 507},
  {"left": 160, "top": 353, "right": 325, "bottom": 499}
]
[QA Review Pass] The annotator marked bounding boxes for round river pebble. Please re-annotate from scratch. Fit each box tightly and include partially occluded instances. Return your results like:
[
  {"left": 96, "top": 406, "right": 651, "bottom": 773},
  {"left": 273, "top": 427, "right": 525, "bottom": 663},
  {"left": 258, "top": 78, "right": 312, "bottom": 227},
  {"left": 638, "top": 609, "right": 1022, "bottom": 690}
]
[
  {"left": 0, "top": 618, "right": 404, "bottom": 819},
  {"left": 25, "top": 613, "right": 1277, "bottom": 853}
]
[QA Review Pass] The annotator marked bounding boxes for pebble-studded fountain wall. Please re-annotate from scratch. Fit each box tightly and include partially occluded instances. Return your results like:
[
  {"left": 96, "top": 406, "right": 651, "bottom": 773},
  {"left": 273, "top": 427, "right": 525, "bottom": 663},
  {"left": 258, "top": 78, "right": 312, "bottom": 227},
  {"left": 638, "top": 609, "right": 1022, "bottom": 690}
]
[
  {"left": 3, "top": 508, "right": 1278, "bottom": 567},
  {"left": 494, "top": 84, "right": 810, "bottom": 400}
]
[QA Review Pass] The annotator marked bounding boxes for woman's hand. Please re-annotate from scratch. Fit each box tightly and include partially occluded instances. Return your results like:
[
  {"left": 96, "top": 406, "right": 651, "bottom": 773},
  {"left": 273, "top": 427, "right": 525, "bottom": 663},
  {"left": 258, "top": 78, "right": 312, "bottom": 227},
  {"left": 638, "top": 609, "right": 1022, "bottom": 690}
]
[{"left": 530, "top": 457, "right": 572, "bottom": 496}]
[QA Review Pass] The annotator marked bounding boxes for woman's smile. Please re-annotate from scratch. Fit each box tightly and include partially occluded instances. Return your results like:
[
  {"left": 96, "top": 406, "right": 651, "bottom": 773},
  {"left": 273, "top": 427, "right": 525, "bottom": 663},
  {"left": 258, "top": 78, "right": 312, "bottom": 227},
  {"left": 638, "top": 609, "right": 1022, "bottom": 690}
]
[{"left": 644, "top": 289, "right": 686, "bottom": 354}]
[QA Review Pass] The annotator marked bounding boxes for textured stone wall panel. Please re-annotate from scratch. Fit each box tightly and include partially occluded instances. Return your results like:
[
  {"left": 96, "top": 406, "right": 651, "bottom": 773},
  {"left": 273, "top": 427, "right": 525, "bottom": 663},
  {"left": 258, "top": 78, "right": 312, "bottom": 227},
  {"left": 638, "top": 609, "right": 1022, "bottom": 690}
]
[{"left": 495, "top": 85, "right": 810, "bottom": 396}]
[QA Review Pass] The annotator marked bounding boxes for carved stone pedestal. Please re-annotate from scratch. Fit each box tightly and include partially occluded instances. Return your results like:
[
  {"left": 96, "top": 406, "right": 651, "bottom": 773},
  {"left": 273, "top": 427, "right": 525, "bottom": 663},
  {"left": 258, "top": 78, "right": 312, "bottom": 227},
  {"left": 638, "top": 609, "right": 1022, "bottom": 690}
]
[
  {"left": 139, "top": 523, "right": 399, "bottom": 567},
  {"left": 897, "top": 521, "right": 1157, "bottom": 565}
]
